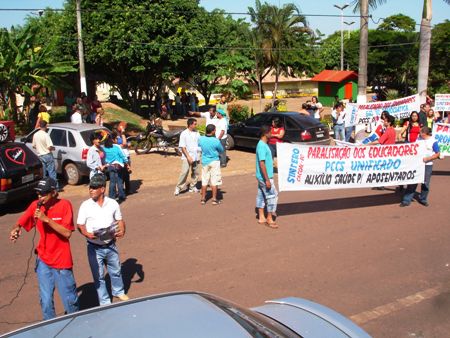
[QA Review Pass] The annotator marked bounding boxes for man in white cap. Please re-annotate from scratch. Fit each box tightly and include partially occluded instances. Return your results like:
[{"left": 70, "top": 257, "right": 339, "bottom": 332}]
[{"left": 77, "top": 174, "right": 129, "bottom": 305}]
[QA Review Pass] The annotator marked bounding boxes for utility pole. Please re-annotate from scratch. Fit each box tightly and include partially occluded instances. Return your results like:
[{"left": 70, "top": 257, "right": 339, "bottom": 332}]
[
  {"left": 76, "top": 0, "right": 87, "bottom": 95},
  {"left": 334, "top": 3, "right": 349, "bottom": 71}
]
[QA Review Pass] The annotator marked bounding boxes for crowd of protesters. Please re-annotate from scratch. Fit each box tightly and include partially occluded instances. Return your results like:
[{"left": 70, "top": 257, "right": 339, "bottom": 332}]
[{"left": 7, "top": 90, "right": 448, "bottom": 324}]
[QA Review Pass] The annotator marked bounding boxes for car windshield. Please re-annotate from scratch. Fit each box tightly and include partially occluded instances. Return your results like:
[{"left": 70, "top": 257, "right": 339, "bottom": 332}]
[{"left": 203, "top": 294, "right": 302, "bottom": 338}]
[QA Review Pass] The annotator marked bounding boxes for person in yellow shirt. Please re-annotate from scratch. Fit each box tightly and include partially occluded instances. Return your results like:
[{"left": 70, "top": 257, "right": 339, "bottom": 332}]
[{"left": 35, "top": 105, "right": 51, "bottom": 129}]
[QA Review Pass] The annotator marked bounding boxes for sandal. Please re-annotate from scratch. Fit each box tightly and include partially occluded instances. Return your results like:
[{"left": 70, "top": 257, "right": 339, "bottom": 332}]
[
  {"left": 201, "top": 199, "right": 206, "bottom": 205},
  {"left": 212, "top": 199, "right": 221, "bottom": 206},
  {"left": 265, "top": 222, "right": 278, "bottom": 229}
]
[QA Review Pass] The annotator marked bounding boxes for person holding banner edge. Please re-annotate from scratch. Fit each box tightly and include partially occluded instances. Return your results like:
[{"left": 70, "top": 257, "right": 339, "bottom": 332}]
[
  {"left": 256, "top": 125, "right": 278, "bottom": 229},
  {"left": 400, "top": 126, "right": 440, "bottom": 207}
]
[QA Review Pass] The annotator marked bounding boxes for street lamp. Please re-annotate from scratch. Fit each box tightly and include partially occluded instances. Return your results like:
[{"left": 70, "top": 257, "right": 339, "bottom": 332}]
[
  {"left": 344, "top": 21, "right": 355, "bottom": 39},
  {"left": 334, "top": 3, "right": 349, "bottom": 71}
]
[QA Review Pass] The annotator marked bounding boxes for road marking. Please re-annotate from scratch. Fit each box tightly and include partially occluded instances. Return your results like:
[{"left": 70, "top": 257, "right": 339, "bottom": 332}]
[{"left": 350, "top": 284, "right": 443, "bottom": 325}]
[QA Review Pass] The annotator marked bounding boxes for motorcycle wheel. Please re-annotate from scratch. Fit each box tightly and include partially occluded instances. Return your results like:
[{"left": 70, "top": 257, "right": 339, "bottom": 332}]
[{"left": 135, "top": 138, "right": 153, "bottom": 155}]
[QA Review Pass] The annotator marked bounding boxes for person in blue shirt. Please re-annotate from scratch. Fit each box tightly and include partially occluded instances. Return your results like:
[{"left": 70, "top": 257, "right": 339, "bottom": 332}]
[
  {"left": 198, "top": 124, "right": 224, "bottom": 205},
  {"left": 103, "top": 135, "right": 128, "bottom": 202},
  {"left": 256, "top": 125, "right": 278, "bottom": 228}
]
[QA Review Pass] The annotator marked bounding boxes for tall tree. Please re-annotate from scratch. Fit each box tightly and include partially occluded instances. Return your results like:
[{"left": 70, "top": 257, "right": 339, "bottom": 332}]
[
  {"left": 249, "top": 1, "right": 310, "bottom": 103},
  {"left": 352, "top": 0, "right": 386, "bottom": 103},
  {"left": 377, "top": 14, "right": 416, "bottom": 32},
  {"left": 417, "top": 0, "right": 450, "bottom": 102}
]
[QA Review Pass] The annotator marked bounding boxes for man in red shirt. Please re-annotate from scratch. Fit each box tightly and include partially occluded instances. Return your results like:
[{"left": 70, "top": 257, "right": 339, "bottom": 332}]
[{"left": 9, "top": 178, "right": 79, "bottom": 320}]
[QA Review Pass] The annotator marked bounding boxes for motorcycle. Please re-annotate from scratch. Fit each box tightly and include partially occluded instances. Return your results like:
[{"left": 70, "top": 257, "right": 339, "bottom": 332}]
[{"left": 128, "top": 119, "right": 182, "bottom": 156}]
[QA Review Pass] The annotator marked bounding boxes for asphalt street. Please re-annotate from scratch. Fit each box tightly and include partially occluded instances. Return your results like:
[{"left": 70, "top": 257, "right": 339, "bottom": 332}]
[{"left": 1, "top": 158, "right": 450, "bottom": 337}]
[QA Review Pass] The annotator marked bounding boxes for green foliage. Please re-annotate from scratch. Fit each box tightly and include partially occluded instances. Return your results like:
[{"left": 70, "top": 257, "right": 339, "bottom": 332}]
[
  {"left": 378, "top": 14, "right": 416, "bottom": 32},
  {"left": 229, "top": 104, "right": 250, "bottom": 123},
  {"left": 0, "top": 25, "right": 77, "bottom": 121},
  {"left": 385, "top": 89, "right": 399, "bottom": 100},
  {"left": 429, "top": 20, "right": 450, "bottom": 94}
]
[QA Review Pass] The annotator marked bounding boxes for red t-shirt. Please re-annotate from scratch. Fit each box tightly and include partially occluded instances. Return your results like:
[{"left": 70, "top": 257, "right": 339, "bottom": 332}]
[
  {"left": 378, "top": 127, "right": 396, "bottom": 145},
  {"left": 18, "top": 199, "right": 75, "bottom": 269},
  {"left": 268, "top": 127, "right": 285, "bottom": 144},
  {"left": 408, "top": 125, "right": 420, "bottom": 142}
]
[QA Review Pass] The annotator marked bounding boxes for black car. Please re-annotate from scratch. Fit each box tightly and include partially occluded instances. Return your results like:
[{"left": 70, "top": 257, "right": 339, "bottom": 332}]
[
  {"left": 227, "top": 112, "right": 330, "bottom": 150},
  {"left": 0, "top": 121, "right": 43, "bottom": 205}
]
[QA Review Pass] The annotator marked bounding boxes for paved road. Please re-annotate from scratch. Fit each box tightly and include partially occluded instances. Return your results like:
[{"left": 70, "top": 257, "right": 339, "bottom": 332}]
[{"left": 1, "top": 159, "right": 450, "bottom": 337}]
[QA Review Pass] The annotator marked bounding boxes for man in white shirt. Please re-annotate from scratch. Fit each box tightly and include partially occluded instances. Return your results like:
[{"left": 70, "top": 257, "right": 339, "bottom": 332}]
[
  {"left": 331, "top": 102, "right": 345, "bottom": 141},
  {"left": 215, "top": 109, "right": 228, "bottom": 167},
  {"left": 189, "top": 106, "right": 217, "bottom": 126},
  {"left": 77, "top": 174, "right": 129, "bottom": 305},
  {"left": 71, "top": 107, "right": 83, "bottom": 124},
  {"left": 174, "top": 118, "right": 200, "bottom": 195},
  {"left": 32, "top": 120, "right": 60, "bottom": 191}
]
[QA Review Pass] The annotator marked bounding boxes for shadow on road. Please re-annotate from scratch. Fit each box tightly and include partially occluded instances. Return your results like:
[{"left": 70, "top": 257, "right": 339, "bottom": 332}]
[
  {"left": 122, "top": 258, "right": 144, "bottom": 293},
  {"left": 278, "top": 192, "right": 401, "bottom": 216},
  {"left": 77, "top": 258, "right": 144, "bottom": 310},
  {"left": 130, "top": 179, "right": 143, "bottom": 194},
  {"left": 432, "top": 170, "right": 450, "bottom": 176}
]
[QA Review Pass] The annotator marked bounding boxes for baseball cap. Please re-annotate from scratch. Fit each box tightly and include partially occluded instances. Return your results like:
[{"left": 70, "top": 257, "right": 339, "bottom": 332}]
[
  {"left": 217, "top": 108, "right": 226, "bottom": 117},
  {"left": 89, "top": 174, "right": 106, "bottom": 188},
  {"left": 34, "top": 177, "right": 57, "bottom": 194}
]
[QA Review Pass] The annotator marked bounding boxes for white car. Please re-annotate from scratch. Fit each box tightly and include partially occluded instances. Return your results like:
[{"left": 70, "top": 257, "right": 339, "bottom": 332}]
[{"left": 19, "top": 123, "right": 110, "bottom": 185}]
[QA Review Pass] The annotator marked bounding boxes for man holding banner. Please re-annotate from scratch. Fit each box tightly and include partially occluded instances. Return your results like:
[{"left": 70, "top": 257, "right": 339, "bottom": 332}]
[
  {"left": 256, "top": 125, "right": 278, "bottom": 229},
  {"left": 400, "top": 127, "right": 440, "bottom": 207}
]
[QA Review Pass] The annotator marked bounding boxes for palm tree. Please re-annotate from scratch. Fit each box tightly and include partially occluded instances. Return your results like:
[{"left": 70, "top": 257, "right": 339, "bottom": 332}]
[
  {"left": 351, "top": 0, "right": 386, "bottom": 103},
  {"left": 417, "top": 0, "right": 450, "bottom": 101},
  {"left": 249, "top": 1, "right": 308, "bottom": 104}
]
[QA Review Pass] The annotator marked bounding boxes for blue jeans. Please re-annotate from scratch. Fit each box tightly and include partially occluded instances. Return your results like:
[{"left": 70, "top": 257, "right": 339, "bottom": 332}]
[
  {"left": 333, "top": 124, "right": 345, "bottom": 141},
  {"left": 39, "top": 153, "right": 59, "bottom": 189},
  {"left": 108, "top": 166, "right": 125, "bottom": 200},
  {"left": 402, "top": 165, "right": 433, "bottom": 204},
  {"left": 256, "top": 179, "right": 278, "bottom": 213},
  {"left": 87, "top": 242, "right": 125, "bottom": 305},
  {"left": 35, "top": 257, "right": 79, "bottom": 320},
  {"left": 345, "top": 126, "right": 354, "bottom": 142}
]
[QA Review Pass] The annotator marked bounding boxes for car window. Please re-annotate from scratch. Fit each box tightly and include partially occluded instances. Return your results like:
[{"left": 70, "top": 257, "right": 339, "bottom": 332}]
[
  {"left": 68, "top": 131, "right": 76, "bottom": 147},
  {"left": 285, "top": 117, "right": 298, "bottom": 130},
  {"left": 50, "top": 129, "right": 67, "bottom": 147},
  {"left": 246, "top": 114, "right": 269, "bottom": 127},
  {"left": 81, "top": 128, "right": 110, "bottom": 147}
]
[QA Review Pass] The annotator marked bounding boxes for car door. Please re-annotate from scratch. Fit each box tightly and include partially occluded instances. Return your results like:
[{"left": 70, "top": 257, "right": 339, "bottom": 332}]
[
  {"left": 238, "top": 114, "right": 271, "bottom": 148},
  {"left": 48, "top": 128, "right": 68, "bottom": 173}
]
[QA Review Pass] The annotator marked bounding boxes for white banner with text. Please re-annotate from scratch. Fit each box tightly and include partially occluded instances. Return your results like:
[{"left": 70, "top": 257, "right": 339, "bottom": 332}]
[
  {"left": 434, "top": 94, "right": 450, "bottom": 112},
  {"left": 344, "top": 94, "right": 421, "bottom": 127},
  {"left": 277, "top": 142, "right": 426, "bottom": 191}
]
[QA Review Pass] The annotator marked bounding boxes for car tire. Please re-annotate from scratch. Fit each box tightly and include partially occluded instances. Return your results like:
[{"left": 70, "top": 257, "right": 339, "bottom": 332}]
[
  {"left": 0, "top": 123, "right": 9, "bottom": 142},
  {"left": 226, "top": 135, "right": 235, "bottom": 150},
  {"left": 64, "top": 162, "right": 81, "bottom": 185}
]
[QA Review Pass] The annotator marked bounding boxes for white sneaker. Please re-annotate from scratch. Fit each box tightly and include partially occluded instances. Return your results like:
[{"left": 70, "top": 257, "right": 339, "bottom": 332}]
[
  {"left": 174, "top": 187, "right": 180, "bottom": 196},
  {"left": 189, "top": 187, "right": 199, "bottom": 193}
]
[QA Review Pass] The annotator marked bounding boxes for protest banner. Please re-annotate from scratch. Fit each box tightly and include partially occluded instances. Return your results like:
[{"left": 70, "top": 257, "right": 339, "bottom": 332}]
[
  {"left": 343, "top": 94, "right": 420, "bottom": 127},
  {"left": 277, "top": 142, "right": 426, "bottom": 191},
  {"left": 434, "top": 94, "right": 450, "bottom": 112},
  {"left": 433, "top": 123, "right": 450, "bottom": 157}
]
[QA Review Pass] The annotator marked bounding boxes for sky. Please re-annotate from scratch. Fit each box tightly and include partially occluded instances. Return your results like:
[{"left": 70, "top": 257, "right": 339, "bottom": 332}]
[{"left": 0, "top": 0, "right": 449, "bottom": 36}]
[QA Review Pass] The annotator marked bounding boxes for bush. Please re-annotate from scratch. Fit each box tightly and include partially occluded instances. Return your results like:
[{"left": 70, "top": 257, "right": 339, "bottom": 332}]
[{"left": 229, "top": 104, "right": 250, "bottom": 123}]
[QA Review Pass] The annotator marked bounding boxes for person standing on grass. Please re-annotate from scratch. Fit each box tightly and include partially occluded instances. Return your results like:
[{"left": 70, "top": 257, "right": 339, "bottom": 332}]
[
  {"left": 77, "top": 174, "right": 129, "bottom": 305},
  {"left": 174, "top": 118, "right": 200, "bottom": 196},
  {"left": 256, "top": 125, "right": 278, "bottom": 229},
  {"left": 198, "top": 124, "right": 224, "bottom": 205},
  {"left": 9, "top": 178, "right": 79, "bottom": 320},
  {"left": 400, "top": 126, "right": 440, "bottom": 207}
]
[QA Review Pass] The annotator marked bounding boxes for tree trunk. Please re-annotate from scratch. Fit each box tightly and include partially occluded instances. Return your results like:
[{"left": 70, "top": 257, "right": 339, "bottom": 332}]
[
  {"left": 417, "top": 0, "right": 432, "bottom": 103},
  {"left": 357, "top": 0, "right": 369, "bottom": 103},
  {"left": 7, "top": 89, "right": 18, "bottom": 122}
]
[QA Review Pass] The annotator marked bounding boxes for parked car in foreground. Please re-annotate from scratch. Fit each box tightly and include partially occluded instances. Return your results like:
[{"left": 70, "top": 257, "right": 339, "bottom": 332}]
[
  {"left": 227, "top": 112, "right": 330, "bottom": 150},
  {"left": 0, "top": 121, "right": 43, "bottom": 206},
  {"left": 19, "top": 123, "right": 110, "bottom": 185},
  {"left": 1, "top": 292, "right": 371, "bottom": 338}
]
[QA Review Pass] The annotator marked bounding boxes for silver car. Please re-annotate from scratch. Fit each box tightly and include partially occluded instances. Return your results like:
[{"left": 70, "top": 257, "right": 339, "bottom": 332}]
[
  {"left": 20, "top": 123, "right": 110, "bottom": 185},
  {"left": 1, "top": 292, "right": 371, "bottom": 337}
]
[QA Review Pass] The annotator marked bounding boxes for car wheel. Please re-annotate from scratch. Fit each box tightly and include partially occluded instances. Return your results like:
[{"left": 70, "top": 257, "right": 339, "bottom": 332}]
[
  {"left": 0, "top": 123, "right": 9, "bottom": 142},
  {"left": 64, "top": 163, "right": 81, "bottom": 185},
  {"left": 226, "top": 135, "right": 235, "bottom": 150}
]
